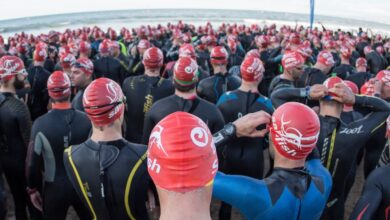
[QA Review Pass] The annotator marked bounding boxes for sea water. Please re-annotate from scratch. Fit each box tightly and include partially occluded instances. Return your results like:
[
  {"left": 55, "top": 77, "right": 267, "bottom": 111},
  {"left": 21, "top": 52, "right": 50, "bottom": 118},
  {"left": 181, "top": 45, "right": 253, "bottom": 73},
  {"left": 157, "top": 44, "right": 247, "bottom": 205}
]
[{"left": 0, "top": 9, "right": 389, "bottom": 39}]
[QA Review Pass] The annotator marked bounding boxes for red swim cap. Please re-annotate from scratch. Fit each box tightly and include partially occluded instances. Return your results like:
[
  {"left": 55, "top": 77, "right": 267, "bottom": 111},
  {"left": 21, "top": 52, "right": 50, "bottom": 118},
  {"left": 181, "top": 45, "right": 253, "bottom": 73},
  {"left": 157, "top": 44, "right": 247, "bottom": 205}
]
[
  {"left": 344, "top": 80, "right": 358, "bottom": 108},
  {"left": 355, "top": 58, "right": 367, "bottom": 68},
  {"left": 240, "top": 56, "right": 264, "bottom": 82},
  {"left": 33, "top": 46, "right": 47, "bottom": 62},
  {"left": 270, "top": 102, "right": 320, "bottom": 160},
  {"left": 282, "top": 51, "right": 305, "bottom": 71},
  {"left": 83, "top": 78, "right": 125, "bottom": 126},
  {"left": 137, "top": 39, "right": 151, "bottom": 50},
  {"left": 142, "top": 47, "right": 164, "bottom": 69},
  {"left": 179, "top": 43, "right": 196, "bottom": 59},
  {"left": 323, "top": 76, "right": 344, "bottom": 99},
  {"left": 376, "top": 70, "right": 390, "bottom": 86},
  {"left": 317, "top": 51, "right": 335, "bottom": 66},
  {"left": 71, "top": 57, "right": 94, "bottom": 76},
  {"left": 79, "top": 41, "right": 91, "bottom": 54},
  {"left": 60, "top": 52, "right": 76, "bottom": 69},
  {"left": 245, "top": 49, "right": 261, "bottom": 59},
  {"left": 360, "top": 81, "right": 375, "bottom": 96},
  {"left": 0, "top": 55, "right": 27, "bottom": 81},
  {"left": 210, "top": 46, "right": 228, "bottom": 65},
  {"left": 173, "top": 57, "right": 198, "bottom": 86},
  {"left": 147, "top": 111, "right": 218, "bottom": 192},
  {"left": 47, "top": 71, "right": 71, "bottom": 100}
]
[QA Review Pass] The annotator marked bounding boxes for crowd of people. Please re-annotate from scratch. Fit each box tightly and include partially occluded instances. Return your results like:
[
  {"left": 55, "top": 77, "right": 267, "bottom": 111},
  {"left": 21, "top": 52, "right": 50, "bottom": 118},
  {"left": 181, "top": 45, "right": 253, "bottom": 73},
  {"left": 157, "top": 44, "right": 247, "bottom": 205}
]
[{"left": 0, "top": 20, "right": 389, "bottom": 220}]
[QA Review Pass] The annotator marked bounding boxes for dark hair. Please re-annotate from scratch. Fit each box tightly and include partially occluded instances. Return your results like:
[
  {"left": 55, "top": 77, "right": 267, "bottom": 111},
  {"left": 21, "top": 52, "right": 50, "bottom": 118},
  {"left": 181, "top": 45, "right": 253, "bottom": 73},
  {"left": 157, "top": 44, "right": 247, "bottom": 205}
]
[{"left": 173, "top": 81, "right": 196, "bottom": 92}]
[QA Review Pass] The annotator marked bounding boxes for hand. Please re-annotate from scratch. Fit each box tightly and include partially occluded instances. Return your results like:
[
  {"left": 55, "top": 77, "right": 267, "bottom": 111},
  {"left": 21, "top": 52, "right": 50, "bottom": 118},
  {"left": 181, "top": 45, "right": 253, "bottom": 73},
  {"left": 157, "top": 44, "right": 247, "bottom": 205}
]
[
  {"left": 328, "top": 83, "right": 356, "bottom": 104},
  {"left": 29, "top": 191, "right": 43, "bottom": 211},
  {"left": 233, "top": 111, "right": 271, "bottom": 138},
  {"left": 309, "top": 85, "right": 328, "bottom": 100}
]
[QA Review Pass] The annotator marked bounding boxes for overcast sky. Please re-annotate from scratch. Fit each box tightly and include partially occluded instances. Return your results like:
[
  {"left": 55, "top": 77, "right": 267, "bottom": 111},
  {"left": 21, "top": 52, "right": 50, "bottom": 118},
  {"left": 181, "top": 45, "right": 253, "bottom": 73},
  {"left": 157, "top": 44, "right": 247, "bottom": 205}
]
[{"left": 0, "top": 0, "right": 389, "bottom": 24}]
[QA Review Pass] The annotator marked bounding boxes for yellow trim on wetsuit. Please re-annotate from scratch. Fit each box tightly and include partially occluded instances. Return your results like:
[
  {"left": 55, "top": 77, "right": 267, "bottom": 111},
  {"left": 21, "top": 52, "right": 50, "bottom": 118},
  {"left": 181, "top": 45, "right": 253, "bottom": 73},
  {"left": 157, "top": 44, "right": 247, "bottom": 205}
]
[
  {"left": 124, "top": 152, "right": 147, "bottom": 220},
  {"left": 205, "top": 179, "right": 214, "bottom": 187},
  {"left": 65, "top": 146, "right": 97, "bottom": 220},
  {"left": 326, "top": 129, "right": 337, "bottom": 170},
  {"left": 370, "top": 120, "right": 386, "bottom": 133}
]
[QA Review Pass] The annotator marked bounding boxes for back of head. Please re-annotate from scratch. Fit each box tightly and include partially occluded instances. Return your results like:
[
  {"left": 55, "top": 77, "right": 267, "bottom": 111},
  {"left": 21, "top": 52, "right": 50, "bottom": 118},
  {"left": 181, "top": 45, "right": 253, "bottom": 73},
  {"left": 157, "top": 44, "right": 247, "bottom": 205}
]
[
  {"left": 0, "top": 55, "right": 27, "bottom": 83},
  {"left": 316, "top": 51, "right": 335, "bottom": 68},
  {"left": 210, "top": 46, "right": 228, "bottom": 66},
  {"left": 173, "top": 56, "right": 198, "bottom": 91},
  {"left": 83, "top": 78, "right": 125, "bottom": 127},
  {"left": 269, "top": 102, "right": 320, "bottom": 160},
  {"left": 147, "top": 111, "right": 218, "bottom": 192},
  {"left": 240, "top": 56, "right": 264, "bottom": 82},
  {"left": 47, "top": 71, "right": 71, "bottom": 101},
  {"left": 142, "top": 47, "right": 164, "bottom": 70}
]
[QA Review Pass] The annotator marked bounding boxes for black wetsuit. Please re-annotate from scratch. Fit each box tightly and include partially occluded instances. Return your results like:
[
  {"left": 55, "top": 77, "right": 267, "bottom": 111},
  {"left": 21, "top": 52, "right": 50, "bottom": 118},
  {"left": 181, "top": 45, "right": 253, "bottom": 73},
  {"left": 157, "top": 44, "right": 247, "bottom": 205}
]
[
  {"left": 349, "top": 164, "right": 390, "bottom": 220},
  {"left": 64, "top": 139, "right": 149, "bottom": 220},
  {"left": 71, "top": 88, "right": 85, "bottom": 112},
  {"left": 122, "top": 75, "right": 174, "bottom": 143},
  {"left": 378, "top": 143, "right": 389, "bottom": 167},
  {"left": 271, "top": 89, "right": 390, "bottom": 220},
  {"left": 26, "top": 66, "right": 51, "bottom": 120},
  {"left": 366, "top": 51, "right": 387, "bottom": 75},
  {"left": 333, "top": 64, "right": 354, "bottom": 79},
  {"left": 93, "top": 56, "right": 127, "bottom": 85},
  {"left": 299, "top": 67, "right": 328, "bottom": 87},
  {"left": 142, "top": 94, "right": 225, "bottom": 144},
  {"left": 340, "top": 110, "right": 363, "bottom": 125},
  {"left": 268, "top": 75, "right": 298, "bottom": 97},
  {"left": 197, "top": 73, "right": 241, "bottom": 104},
  {"left": 216, "top": 90, "right": 273, "bottom": 220},
  {"left": 0, "top": 93, "right": 40, "bottom": 220},
  {"left": 346, "top": 71, "right": 374, "bottom": 91},
  {"left": 26, "top": 107, "right": 92, "bottom": 220}
]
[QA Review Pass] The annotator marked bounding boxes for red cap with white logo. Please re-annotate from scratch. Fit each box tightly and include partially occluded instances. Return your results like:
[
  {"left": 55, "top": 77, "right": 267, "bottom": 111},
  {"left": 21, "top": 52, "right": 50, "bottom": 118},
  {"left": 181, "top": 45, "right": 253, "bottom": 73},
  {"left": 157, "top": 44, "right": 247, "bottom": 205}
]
[
  {"left": 270, "top": 102, "right": 320, "bottom": 160},
  {"left": 281, "top": 51, "right": 305, "bottom": 71},
  {"left": 240, "top": 56, "right": 264, "bottom": 82},
  {"left": 83, "top": 78, "right": 125, "bottom": 126},
  {"left": 317, "top": 51, "right": 335, "bottom": 66},
  {"left": 147, "top": 111, "right": 218, "bottom": 192}
]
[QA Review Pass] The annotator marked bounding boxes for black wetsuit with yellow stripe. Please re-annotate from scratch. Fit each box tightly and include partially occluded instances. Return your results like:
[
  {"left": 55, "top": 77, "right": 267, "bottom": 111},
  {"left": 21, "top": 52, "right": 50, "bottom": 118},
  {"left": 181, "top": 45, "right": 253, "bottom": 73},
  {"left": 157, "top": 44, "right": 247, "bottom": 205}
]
[
  {"left": 122, "top": 75, "right": 174, "bottom": 143},
  {"left": 63, "top": 139, "right": 149, "bottom": 220},
  {"left": 271, "top": 88, "right": 390, "bottom": 220}
]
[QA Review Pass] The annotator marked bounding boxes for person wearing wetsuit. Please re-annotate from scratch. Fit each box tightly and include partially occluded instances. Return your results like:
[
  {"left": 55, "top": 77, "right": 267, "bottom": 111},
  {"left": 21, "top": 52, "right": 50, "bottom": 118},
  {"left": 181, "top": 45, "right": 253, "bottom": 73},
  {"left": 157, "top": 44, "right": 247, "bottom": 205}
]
[
  {"left": 142, "top": 57, "right": 225, "bottom": 163},
  {"left": 26, "top": 46, "right": 51, "bottom": 120},
  {"left": 122, "top": 47, "right": 174, "bottom": 143},
  {"left": 213, "top": 102, "right": 332, "bottom": 220},
  {"left": 271, "top": 76, "right": 390, "bottom": 220},
  {"left": 299, "top": 50, "right": 334, "bottom": 87},
  {"left": 26, "top": 71, "right": 91, "bottom": 220},
  {"left": 197, "top": 46, "right": 241, "bottom": 104},
  {"left": 216, "top": 56, "right": 273, "bottom": 220},
  {"left": 93, "top": 40, "right": 127, "bottom": 85},
  {"left": 333, "top": 46, "right": 355, "bottom": 79},
  {"left": 349, "top": 164, "right": 390, "bottom": 220},
  {"left": 0, "top": 56, "right": 41, "bottom": 220},
  {"left": 360, "top": 70, "right": 390, "bottom": 178},
  {"left": 365, "top": 46, "right": 387, "bottom": 75},
  {"left": 128, "top": 39, "right": 150, "bottom": 76},
  {"left": 346, "top": 58, "right": 373, "bottom": 91},
  {"left": 70, "top": 58, "right": 94, "bottom": 112},
  {"left": 268, "top": 51, "right": 305, "bottom": 99},
  {"left": 63, "top": 78, "right": 150, "bottom": 220}
]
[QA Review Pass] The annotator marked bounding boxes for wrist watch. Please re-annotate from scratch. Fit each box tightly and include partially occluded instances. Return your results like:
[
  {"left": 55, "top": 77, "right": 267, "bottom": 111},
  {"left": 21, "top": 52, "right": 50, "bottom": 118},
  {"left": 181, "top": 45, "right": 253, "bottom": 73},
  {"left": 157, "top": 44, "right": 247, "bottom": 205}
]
[{"left": 223, "top": 122, "right": 237, "bottom": 137}]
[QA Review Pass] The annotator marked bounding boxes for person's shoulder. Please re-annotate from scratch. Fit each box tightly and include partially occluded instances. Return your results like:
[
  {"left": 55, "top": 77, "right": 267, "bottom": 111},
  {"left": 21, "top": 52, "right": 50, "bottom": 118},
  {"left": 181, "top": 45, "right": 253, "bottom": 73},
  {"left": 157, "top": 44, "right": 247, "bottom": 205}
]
[
  {"left": 124, "top": 141, "right": 148, "bottom": 157},
  {"left": 217, "top": 91, "right": 238, "bottom": 106},
  {"left": 257, "top": 95, "right": 274, "bottom": 112}
]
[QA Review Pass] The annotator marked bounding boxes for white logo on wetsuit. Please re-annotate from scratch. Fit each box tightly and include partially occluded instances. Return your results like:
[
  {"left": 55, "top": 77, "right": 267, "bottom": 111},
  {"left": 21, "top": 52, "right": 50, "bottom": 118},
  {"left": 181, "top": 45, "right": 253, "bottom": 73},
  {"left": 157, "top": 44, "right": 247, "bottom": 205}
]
[
  {"left": 339, "top": 125, "right": 363, "bottom": 135},
  {"left": 149, "top": 125, "right": 169, "bottom": 156}
]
